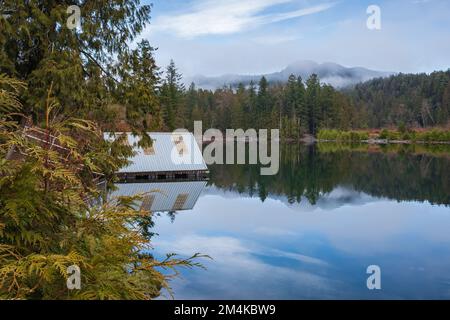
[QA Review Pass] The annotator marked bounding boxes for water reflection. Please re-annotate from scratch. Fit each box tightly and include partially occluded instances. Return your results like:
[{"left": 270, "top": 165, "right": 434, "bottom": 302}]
[
  {"left": 117, "top": 143, "right": 450, "bottom": 299},
  {"left": 153, "top": 193, "right": 450, "bottom": 299},
  {"left": 111, "top": 180, "right": 207, "bottom": 212},
  {"left": 208, "top": 143, "right": 450, "bottom": 206}
]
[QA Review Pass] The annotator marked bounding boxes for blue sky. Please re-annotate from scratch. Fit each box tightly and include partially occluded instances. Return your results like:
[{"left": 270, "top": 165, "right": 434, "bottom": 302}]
[{"left": 139, "top": 0, "right": 450, "bottom": 77}]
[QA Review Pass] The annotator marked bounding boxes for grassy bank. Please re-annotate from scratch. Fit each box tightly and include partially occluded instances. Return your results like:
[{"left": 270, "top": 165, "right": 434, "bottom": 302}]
[{"left": 317, "top": 128, "right": 450, "bottom": 143}]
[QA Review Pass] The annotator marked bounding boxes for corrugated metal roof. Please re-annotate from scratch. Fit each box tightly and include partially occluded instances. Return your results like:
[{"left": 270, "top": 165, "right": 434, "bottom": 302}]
[
  {"left": 110, "top": 180, "right": 207, "bottom": 212},
  {"left": 104, "top": 132, "right": 208, "bottom": 173}
]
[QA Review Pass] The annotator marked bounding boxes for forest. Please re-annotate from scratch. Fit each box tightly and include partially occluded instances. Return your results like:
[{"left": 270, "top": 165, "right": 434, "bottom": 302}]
[
  {"left": 0, "top": 0, "right": 449, "bottom": 301},
  {"left": 162, "top": 67, "right": 450, "bottom": 139}
]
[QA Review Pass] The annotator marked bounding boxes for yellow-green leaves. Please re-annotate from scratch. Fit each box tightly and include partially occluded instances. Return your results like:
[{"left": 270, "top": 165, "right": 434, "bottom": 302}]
[{"left": 0, "top": 78, "right": 206, "bottom": 300}]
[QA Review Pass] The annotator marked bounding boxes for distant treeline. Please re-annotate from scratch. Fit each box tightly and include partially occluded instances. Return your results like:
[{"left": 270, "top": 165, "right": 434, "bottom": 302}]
[
  {"left": 162, "top": 66, "right": 450, "bottom": 139},
  {"left": 167, "top": 71, "right": 363, "bottom": 138},
  {"left": 348, "top": 71, "right": 450, "bottom": 128}
]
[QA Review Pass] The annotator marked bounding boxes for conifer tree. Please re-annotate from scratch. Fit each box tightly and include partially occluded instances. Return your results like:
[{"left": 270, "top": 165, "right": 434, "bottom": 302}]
[
  {"left": 160, "top": 60, "right": 185, "bottom": 130},
  {"left": 305, "top": 74, "right": 321, "bottom": 135},
  {"left": 0, "top": 0, "right": 152, "bottom": 126},
  {"left": 257, "top": 76, "right": 271, "bottom": 129},
  {"left": 232, "top": 83, "right": 247, "bottom": 129},
  {"left": 114, "top": 39, "right": 162, "bottom": 131},
  {"left": 247, "top": 81, "right": 257, "bottom": 128},
  {"left": 0, "top": 76, "right": 206, "bottom": 299}
]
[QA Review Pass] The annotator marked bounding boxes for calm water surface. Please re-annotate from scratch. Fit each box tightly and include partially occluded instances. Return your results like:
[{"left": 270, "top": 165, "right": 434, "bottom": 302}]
[{"left": 141, "top": 143, "right": 450, "bottom": 299}]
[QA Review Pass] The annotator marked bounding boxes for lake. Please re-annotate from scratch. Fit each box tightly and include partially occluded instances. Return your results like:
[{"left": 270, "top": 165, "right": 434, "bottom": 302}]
[{"left": 129, "top": 143, "right": 450, "bottom": 299}]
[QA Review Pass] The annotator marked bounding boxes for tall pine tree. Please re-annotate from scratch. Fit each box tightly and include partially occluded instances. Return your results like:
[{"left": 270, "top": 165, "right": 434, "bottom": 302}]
[{"left": 160, "top": 60, "right": 185, "bottom": 130}]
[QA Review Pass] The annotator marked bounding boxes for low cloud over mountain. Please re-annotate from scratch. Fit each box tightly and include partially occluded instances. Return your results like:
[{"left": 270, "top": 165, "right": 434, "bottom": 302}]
[{"left": 187, "top": 60, "right": 393, "bottom": 89}]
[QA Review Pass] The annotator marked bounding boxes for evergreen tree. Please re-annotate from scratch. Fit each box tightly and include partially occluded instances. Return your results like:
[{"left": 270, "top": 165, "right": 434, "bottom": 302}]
[
  {"left": 257, "top": 76, "right": 271, "bottom": 128},
  {"left": 319, "top": 85, "right": 334, "bottom": 129},
  {"left": 296, "top": 76, "right": 307, "bottom": 133},
  {"left": 247, "top": 81, "right": 257, "bottom": 128},
  {"left": 282, "top": 75, "right": 305, "bottom": 138},
  {"left": 160, "top": 60, "right": 185, "bottom": 130},
  {"left": 184, "top": 82, "right": 198, "bottom": 131},
  {"left": 285, "top": 75, "right": 298, "bottom": 116},
  {"left": 115, "top": 39, "right": 162, "bottom": 131},
  {"left": 0, "top": 0, "right": 152, "bottom": 125},
  {"left": 439, "top": 82, "right": 450, "bottom": 125},
  {"left": 305, "top": 74, "right": 321, "bottom": 135},
  {"left": 231, "top": 84, "right": 245, "bottom": 129},
  {"left": 349, "top": 71, "right": 450, "bottom": 128}
]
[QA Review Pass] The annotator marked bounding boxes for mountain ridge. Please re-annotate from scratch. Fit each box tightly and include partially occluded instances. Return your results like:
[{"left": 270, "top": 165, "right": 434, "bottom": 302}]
[{"left": 187, "top": 60, "right": 394, "bottom": 89}]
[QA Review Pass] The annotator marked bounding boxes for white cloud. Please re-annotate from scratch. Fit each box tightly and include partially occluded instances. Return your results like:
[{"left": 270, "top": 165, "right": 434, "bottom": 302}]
[
  {"left": 260, "top": 2, "right": 337, "bottom": 24},
  {"left": 151, "top": 0, "right": 337, "bottom": 38},
  {"left": 154, "top": 235, "right": 336, "bottom": 299}
]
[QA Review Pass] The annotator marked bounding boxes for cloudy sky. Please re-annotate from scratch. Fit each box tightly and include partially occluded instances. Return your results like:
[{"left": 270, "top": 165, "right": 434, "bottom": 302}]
[{"left": 139, "top": 0, "right": 450, "bottom": 77}]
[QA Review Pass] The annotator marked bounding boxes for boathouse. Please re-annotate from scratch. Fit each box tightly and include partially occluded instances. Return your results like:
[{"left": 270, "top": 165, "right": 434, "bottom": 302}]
[{"left": 104, "top": 132, "right": 209, "bottom": 182}]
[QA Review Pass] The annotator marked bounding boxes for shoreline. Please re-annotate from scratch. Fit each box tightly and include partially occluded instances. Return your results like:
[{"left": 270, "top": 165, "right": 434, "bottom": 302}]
[
  {"left": 316, "top": 139, "right": 450, "bottom": 145},
  {"left": 200, "top": 137, "right": 450, "bottom": 145}
]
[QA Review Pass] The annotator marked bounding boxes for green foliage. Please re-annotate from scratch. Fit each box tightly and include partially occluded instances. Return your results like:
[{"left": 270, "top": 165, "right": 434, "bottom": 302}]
[
  {"left": 317, "top": 129, "right": 369, "bottom": 142},
  {"left": 379, "top": 129, "right": 389, "bottom": 139},
  {"left": 398, "top": 122, "right": 407, "bottom": 134},
  {"left": 387, "top": 130, "right": 400, "bottom": 141},
  {"left": 375, "top": 128, "right": 450, "bottom": 142},
  {"left": 178, "top": 73, "right": 357, "bottom": 137},
  {"left": 349, "top": 71, "right": 450, "bottom": 128},
  {"left": 401, "top": 131, "right": 411, "bottom": 140},
  {"left": 0, "top": 0, "right": 153, "bottom": 128},
  {"left": 414, "top": 129, "right": 450, "bottom": 142},
  {"left": 317, "top": 129, "right": 339, "bottom": 140},
  {"left": 0, "top": 77, "right": 207, "bottom": 299},
  {"left": 114, "top": 39, "right": 162, "bottom": 131},
  {"left": 358, "top": 131, "right": 370, "bottom": 140},
  {"left": 160, "top": 60, "right": 185, "bottom": 131},
  {"left": 319, "top": 127, "right": 450, "bottom": 143},
  {"left": 4, "top": 0, "right": 447, "bottom": 136},
  {"left": 182, "top": 70, "right": 450, "bottom": 138}
]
